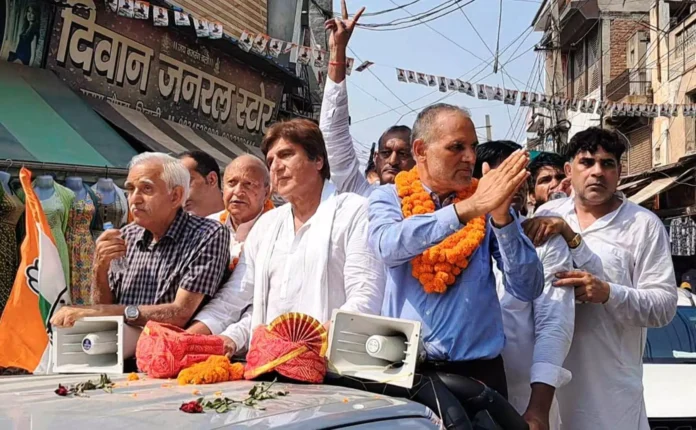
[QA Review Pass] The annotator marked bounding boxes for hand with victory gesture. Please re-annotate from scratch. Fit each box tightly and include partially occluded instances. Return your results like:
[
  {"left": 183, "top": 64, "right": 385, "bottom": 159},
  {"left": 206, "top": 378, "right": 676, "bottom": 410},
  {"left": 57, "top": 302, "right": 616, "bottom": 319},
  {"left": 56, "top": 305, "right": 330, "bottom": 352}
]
[
  {"left": 457, "top": 149, "right": 530, "bottom": 226},
  {"left": 325, "top": 0, "right": 365, "bottom": 83}
]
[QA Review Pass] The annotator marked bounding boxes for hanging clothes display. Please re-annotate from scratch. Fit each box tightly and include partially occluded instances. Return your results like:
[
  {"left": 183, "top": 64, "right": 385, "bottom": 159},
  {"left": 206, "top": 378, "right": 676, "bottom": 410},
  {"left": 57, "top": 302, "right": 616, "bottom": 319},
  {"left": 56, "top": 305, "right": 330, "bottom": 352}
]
[
  {"left": 0, "top": 187, "right": 25, "bottom": 315},
  {"left": 92, "top": 184, "right": 128, "bottom": 233},
  {"left": 66, "top": 187, "right": 98, "bottom": 305},
  {"left": 32, "top": 183, "right": 74, "bottom": 288},
  {"left": 670, "top": 217, "right": 696, "bottom": 256}
]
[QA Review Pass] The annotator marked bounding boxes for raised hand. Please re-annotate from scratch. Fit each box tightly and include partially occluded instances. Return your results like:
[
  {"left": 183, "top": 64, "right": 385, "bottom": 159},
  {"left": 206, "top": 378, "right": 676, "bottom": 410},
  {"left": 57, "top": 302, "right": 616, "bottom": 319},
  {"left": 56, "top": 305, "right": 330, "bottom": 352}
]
[
  {"left": 468, "top": 150, "right": 530, "bottom": 225},
  {"left": 324, "top": 0, "right": 365, "bottom": 51}
]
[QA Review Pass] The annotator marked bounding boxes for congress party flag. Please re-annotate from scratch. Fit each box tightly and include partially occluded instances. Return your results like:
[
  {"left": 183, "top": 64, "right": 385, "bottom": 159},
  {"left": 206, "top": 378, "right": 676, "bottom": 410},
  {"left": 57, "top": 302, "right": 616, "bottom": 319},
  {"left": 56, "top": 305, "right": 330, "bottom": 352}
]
[{"left": 0, "top": 168, "right": 69, "bottom": 374}]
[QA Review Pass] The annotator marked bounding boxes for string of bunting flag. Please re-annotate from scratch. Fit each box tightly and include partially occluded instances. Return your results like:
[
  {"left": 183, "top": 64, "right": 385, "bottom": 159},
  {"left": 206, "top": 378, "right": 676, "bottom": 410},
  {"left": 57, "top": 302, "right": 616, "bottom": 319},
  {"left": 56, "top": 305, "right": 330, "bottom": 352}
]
[
  {"left": 393, "top": 67, "right": 695, "bottom": 118},
  {"left": 102, "top": 1, "right": 692, "bottom": 119},
  {"left": 104, "top": 0, "right": 360, "bottom": 76}
]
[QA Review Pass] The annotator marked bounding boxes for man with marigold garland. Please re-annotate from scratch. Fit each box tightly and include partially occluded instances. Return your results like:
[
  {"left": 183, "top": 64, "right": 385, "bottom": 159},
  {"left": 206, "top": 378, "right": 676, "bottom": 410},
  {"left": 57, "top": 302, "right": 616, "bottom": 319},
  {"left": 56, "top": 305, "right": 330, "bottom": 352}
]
[{"left": 367, "top": 102, "right": 544, "bottom": 429}]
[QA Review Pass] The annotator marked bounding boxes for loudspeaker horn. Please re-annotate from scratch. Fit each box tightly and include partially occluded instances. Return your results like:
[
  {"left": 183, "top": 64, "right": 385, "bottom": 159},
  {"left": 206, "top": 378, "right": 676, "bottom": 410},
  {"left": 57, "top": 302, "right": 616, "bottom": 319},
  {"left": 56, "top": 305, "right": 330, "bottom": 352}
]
[
  {"left": 327, "top": 310, "right": 423, "bottom": 389},
  {"left": 53, "top": 316, "right": 141, "bottom": 374}
]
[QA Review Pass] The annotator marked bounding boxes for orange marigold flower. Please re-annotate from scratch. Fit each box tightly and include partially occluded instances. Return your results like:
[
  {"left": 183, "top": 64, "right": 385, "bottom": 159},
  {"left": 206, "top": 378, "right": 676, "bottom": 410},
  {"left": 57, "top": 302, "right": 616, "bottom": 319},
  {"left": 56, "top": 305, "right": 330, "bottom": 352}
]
[
  {"left": 127, "top": 373, "right": 140, "bottom": 381},
  {"left": 396, "top": 167, "right": 486, "bottom": 294},
  {"left": 177, "top": 356, "right": 245, "bottom": 386}
]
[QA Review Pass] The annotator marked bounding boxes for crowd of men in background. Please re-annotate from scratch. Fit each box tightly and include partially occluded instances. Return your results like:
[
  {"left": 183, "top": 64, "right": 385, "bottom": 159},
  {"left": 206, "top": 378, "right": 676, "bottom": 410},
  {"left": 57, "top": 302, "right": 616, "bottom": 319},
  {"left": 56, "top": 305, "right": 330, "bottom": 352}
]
[{"left": 48, "top": 3, "right": 678, "bottom": 430}]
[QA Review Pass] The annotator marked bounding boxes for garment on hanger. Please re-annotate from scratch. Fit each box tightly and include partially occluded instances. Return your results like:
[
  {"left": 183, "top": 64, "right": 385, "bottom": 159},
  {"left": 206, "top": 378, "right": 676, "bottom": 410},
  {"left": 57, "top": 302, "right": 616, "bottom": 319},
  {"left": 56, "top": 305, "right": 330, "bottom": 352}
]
[
  {"left": 92, "top": 183, "right": 128, "bottom": 233},
  {"left": 30, "top": 181, "right": 74, "bottom": 287},
  {"left": 66, "top": 188, "right": 97, "bottom": 305},
  {"left": 0, "top": 186, "right": 25, "bottom": 315},
  {"left": 670, "top": 217, "right": 696, "bottom": 256}
]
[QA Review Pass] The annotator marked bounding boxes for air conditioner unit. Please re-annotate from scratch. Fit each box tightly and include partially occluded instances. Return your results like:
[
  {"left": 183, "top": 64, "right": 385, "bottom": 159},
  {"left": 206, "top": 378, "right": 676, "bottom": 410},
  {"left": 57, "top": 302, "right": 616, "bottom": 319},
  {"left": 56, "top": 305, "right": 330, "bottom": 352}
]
[
  {"left": 53, "top": 316, "right": 141, "bottom": 374},
  {"left": 327, "top": 310, "right": 423, "bottom": 389}
]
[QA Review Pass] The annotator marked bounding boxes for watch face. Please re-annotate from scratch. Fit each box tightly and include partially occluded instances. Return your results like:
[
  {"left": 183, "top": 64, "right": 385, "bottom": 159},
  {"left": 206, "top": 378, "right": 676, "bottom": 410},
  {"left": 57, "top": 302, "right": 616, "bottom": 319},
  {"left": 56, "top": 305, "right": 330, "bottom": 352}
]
[{"left": 125, "top": 306, "right": 138, "bottom": 319}]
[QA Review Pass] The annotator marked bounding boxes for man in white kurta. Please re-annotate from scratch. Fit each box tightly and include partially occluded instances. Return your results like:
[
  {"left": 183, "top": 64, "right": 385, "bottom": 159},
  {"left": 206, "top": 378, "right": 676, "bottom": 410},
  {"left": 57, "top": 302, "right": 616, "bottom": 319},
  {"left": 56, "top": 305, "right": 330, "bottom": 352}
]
[
  {"left": 188, "top": 155, "right": 271, "bottom": 336},
  {"left": 530, "top": 127, "right": 677, "bottom": 430},
  {"left": 193, "top": 119, "right": 384, "bottom": 356},
  {"left": 477, "top": 141, "right": 577, "bottom": 429},
  {"left": 319, "top": 7, "right": 413, "bottom": 199}
]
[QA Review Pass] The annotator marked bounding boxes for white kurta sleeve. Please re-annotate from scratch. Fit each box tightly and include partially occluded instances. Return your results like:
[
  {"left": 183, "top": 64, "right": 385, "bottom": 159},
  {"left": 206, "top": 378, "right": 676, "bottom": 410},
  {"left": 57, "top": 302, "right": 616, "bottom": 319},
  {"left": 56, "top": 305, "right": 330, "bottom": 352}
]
[
  {"left": 319, "top": 77, "right": 373, "bottom": 197},
  {"left": 531, "top": 235, "right": 575, "bottom": 388},
  {"left": 192, "top": 234, "right": 256, "bottom": 349},
  {"left": 604, "top": 217, "right": 678, "bottom": 328},
  {"left": 340, "top": 201, "right": 385, "bottom": 315},
  {"left": 570, "top": 238, "right": 604, "bottom": 276}
]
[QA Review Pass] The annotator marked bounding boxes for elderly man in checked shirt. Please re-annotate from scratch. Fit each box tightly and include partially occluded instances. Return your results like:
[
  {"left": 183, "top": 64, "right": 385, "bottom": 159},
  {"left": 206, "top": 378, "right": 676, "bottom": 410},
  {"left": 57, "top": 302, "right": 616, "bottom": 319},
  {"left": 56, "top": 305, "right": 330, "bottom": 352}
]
[{"left": 51, "top": 153, "right": 230, "bottom": 329}]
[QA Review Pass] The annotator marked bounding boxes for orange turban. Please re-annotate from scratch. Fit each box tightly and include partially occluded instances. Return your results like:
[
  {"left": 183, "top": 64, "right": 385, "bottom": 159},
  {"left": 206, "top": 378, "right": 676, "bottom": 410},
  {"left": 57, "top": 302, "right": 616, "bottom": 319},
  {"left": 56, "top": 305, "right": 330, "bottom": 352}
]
[
  {"left": 136, "top": 322, "right": 225, "bottom": 378},
  {"left": 244, "top": 313, "right": 328, "bottom": 384}
]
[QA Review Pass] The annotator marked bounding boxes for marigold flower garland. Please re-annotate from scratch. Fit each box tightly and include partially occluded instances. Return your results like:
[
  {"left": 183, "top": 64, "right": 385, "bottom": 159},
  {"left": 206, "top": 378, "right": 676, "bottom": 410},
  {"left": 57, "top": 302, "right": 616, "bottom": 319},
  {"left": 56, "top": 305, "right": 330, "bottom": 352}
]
[
  {"left": 177, "top": 356, "right": 245, "bottom": 385},
  {"left": 395, "top": 167, "right": 487, "bottom": 294}
]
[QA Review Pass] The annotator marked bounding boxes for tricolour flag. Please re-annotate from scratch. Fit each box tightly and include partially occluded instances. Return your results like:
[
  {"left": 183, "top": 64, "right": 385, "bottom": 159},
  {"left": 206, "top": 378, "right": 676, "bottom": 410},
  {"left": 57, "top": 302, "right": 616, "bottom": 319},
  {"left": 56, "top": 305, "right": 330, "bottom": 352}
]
[{"left": 0, "top": 168, "right": 68, "bottom": 374}]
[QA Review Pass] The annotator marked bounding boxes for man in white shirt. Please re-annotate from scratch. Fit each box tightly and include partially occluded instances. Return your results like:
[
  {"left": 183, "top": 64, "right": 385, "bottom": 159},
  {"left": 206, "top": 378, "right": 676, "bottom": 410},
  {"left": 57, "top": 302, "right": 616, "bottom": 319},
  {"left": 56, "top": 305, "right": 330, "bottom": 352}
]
[
  {"left": 320, "top": 3, "right": 413, "bottom": 198},
  {"left": 192, "top": 118, "right": 385, "bottom": 357},
  {"left": 476, "top": 141, "right": 575, "bottom": 430},
  {"left": 529, "top": 127, "right": 678, "bottom": 430},
  {"left": 187, "top": 155, "right": 271, "bottom": 336}
]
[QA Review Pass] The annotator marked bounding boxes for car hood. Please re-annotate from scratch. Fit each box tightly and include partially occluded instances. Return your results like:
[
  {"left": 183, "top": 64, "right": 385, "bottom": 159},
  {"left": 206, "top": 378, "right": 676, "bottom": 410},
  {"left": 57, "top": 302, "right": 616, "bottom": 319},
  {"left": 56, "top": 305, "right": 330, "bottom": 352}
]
[
  {"left": 644, "top": 363, "right": 696, "bottom": 419},
  {"left": 0, "top": 374, "right": 437, "bottom": 430}
]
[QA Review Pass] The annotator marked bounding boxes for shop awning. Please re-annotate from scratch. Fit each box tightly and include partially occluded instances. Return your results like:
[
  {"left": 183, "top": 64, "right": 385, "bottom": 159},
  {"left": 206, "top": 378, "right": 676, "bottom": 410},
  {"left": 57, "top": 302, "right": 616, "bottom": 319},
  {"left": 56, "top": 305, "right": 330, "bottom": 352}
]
[
  {"left": 629, "top": 175, "right": 679, "bottom": 204},
  {"left": 0, "top": 62, "right": 137, "bottom": 168},
  {"left": 93, "top": 101, "right": 264, "bottom": 167}
]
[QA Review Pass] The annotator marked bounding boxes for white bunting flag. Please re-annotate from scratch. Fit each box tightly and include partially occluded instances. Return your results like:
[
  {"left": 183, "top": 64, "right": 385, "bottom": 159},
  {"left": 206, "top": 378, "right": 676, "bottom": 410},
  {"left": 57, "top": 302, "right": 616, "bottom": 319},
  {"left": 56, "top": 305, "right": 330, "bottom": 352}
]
[
  {"left": 438, "top": 76, "right": 447, "bottom": 92},
  {"left": 297, "top": 46, "right": 312, "bottom": 65},
  {"left": 396, "top": 68, "right": 407, "bottom": 83},
  {"left": 174, "top": 11, "right": 190, "bottom": 26},
  {"left": 504, "top": 89, "right": 518, "bottom": 105},
  {"left": 406, "top": 70, "right": 417, "bottom": 83},
  {"left": 268, "top": 39, "right": 283, "bottom": 57},
  {"left": 346, "top": 57, "right": 354, "bottom": 76},
  {"left": 355, "top": 60, "right": 374, "bottom": 72},
  {"left": 252, "top": 34, "right": 270, "bottom": 54},
  {"left": 209, "top": 22, "right": 223, "bottom": 39},
  {"left": 118, "top": 0, "right": 134, "bottom": 18},
  {"left": 477, "top": 84, "right": 487, "bottom": 100},
  {"left": 193, "top": 17, "right": 209, "bottom": 37},
  {"left": 417, "top": 73, "right": 428, "bottom": 86},
  {"left": 153, "top": 6, "right": 168, "bottom": 26},
  {"left": 239, "top": 31, "right": 254, "bottom": 52},
  {"left": 134, "top": 1, "right": 149, "bottom": 19}
]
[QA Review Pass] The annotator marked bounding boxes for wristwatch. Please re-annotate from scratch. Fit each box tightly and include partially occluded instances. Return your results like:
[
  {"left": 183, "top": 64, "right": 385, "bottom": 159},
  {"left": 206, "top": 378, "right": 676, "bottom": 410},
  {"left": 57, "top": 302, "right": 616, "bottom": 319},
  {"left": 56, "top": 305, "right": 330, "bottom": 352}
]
[
  {"left": 567, "top": 233, "right": 582, "bottom": 249},
  {"left": 124, "top": 305, "right": 140, "bottom": 323}
]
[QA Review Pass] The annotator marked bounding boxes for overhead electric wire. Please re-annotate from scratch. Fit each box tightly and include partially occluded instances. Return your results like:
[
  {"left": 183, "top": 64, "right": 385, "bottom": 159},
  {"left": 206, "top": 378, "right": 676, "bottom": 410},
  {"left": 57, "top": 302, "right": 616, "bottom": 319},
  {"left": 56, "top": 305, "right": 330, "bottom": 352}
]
[
  {"left": 356, "top": 0, "right": 479, "bottom": 32},
  {"left": 350, "top": 25, "right": 536, "bottom": 125}
]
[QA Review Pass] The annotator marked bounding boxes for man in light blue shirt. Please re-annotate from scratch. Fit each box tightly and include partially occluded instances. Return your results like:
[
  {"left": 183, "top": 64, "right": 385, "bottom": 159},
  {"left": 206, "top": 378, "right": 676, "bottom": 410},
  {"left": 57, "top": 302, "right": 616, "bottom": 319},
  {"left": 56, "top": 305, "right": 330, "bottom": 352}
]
[{"left": 368, "top": 103, "right": 543, "bottom": 411}]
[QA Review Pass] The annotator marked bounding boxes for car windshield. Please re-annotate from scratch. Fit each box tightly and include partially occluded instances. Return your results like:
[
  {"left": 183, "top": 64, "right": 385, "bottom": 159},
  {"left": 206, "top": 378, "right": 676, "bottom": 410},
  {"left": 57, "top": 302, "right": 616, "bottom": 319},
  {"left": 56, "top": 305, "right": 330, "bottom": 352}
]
[{"left": 644, "top": 306, "right": 696, "bottom": 364}]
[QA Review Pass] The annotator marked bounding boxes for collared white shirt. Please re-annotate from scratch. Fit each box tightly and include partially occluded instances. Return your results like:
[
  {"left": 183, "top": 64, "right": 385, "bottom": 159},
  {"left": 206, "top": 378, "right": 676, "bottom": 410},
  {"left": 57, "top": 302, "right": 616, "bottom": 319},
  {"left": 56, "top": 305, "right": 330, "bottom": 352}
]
[
  {"left": 320, "top": 77, "right": 375, "bottom": 198},
  {"left": 536, "top": 195, "right": 678, "bottom": 430},
  {"left": 494, "top": 234, "right": 574, "bottom": 430},
  {"left": 195, "top": 191, "right": 385, "bottom": 351}
]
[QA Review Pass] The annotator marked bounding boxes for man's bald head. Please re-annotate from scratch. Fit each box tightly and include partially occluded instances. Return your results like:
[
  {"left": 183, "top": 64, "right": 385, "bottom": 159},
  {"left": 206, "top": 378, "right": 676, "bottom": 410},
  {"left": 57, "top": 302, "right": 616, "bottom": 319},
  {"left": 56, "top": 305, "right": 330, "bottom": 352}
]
[
  {"left": 222, "top": 155, "right": 271, "bottom": 227},
  {"left": 225, "top": 154, "right": 270, "bottom": 187}
]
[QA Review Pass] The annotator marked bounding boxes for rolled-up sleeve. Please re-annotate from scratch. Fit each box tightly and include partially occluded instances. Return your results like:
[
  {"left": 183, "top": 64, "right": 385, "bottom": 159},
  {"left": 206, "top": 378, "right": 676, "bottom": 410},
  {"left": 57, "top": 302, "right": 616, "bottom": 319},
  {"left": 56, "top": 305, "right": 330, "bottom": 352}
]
[
  {"left": 531, "top": 235, "right": 575, "bottom": 388},
  {"left": 320, "top": 77, "right": 372, "bottom": 197},
  {"left": 491, "top": 215, "right": 544, "bottom": 302},
  {"left": 604, "top": 218, "right": 677, "bottom": 328},
  {"left": 368, "top": 185, "right": 462, "bottom": 267},
  {"left": 341, "top": 202, "right": 385, "bottom": 315}
]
